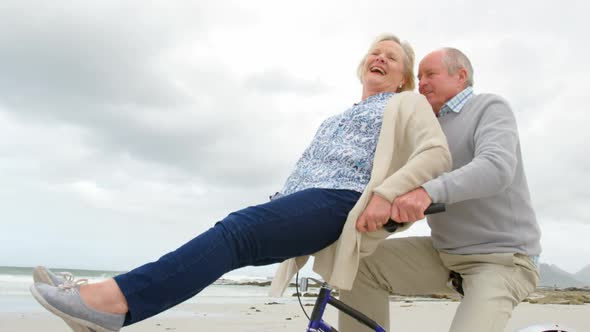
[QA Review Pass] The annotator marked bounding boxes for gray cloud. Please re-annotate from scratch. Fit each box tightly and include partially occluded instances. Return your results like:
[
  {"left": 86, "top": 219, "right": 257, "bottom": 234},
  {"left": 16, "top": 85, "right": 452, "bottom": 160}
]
[
  {"left": 245, "top": 69, "right": 329, "bottom": 95},
  {"left": 1, "top": 2, "right": 193, "bottom": 109},
  {"left": 1, "top": 0, "right": 589, "bottom": 273},
  {"left": 0, "top": 0, "right": 297, "bottom": 191}
]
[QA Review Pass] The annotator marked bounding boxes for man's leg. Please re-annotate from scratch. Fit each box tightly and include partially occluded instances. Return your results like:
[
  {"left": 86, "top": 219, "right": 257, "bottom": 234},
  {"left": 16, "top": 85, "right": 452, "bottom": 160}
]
[
  {"left": 339, "top": 237, "right": 452, "bottom": 332},
  {"left": 443, "top": 253, "right": 539, "bottom": 332}
]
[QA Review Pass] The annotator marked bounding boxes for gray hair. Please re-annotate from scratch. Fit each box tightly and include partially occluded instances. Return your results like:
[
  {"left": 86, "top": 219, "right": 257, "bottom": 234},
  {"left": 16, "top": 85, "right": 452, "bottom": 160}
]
[
  {"left": 441, "top": 47, "right": 474, "bottom": 87},
  {"left": 357, "top": 33, "right": 416, "bottom": 92}
]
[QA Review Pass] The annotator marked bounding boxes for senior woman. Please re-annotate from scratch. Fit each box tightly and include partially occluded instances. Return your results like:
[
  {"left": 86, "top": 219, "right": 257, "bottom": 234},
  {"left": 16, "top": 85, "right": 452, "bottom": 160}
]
[{"left": 30, "top": 33, "right": 451, "bottom": 332}]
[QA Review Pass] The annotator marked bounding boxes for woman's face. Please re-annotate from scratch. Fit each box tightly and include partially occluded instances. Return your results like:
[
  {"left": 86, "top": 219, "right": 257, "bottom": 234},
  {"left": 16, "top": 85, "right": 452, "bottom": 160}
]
[{"left": 361, "top": 40, "right": 406, "bottom": 93}]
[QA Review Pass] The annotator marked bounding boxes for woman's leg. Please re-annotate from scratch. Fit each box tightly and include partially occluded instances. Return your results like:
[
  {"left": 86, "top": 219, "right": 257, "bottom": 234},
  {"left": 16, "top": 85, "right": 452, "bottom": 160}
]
[{"left": 108, "top": 188, "right": 360, "bottom": 325}]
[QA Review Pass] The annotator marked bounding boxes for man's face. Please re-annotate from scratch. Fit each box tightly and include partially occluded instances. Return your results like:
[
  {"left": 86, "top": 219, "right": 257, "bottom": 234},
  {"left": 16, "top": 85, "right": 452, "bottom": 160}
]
[{"left": 418, "top": 51, "right": 465, "bottom": 114}]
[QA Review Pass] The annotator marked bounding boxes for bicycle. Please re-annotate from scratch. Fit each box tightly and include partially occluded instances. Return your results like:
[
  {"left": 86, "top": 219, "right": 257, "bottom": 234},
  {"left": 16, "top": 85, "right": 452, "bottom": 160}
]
[{"left": 297, "top": 203, "right": 446, "bottom": 332}]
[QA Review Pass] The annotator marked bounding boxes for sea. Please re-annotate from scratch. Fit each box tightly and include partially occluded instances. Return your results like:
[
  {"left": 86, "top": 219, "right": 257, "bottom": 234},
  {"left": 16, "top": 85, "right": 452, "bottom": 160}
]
[{"left": 0, "top": 266, "right": 305, "bottom": 315}]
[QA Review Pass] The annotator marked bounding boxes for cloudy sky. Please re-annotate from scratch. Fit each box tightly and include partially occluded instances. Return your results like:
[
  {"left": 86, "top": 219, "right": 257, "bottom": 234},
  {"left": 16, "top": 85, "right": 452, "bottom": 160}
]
[{"left": 1, "top": 0, "right": 588, "bottom": 277}]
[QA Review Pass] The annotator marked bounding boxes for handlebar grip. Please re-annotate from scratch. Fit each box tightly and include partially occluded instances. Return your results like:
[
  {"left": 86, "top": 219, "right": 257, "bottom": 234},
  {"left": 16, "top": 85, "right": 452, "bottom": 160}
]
[
  {"left": 383, "top": 203, "right": 445, "bottom": 232},
  {"left": 424, "top": 202, "right": 446, "bottom": 215}
]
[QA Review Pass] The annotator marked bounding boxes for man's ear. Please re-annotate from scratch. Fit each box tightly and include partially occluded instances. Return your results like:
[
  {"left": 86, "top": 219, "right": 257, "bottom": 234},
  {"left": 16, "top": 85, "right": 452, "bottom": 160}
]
[{"left": 457, "top": 68, "right": 468, "bottom": 86}]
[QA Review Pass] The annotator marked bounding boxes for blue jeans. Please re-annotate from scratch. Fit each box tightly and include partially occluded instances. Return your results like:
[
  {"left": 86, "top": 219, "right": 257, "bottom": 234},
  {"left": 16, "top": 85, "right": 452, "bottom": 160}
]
[{"left": 114, "top": 188, "right": 361, "bottom": 325}]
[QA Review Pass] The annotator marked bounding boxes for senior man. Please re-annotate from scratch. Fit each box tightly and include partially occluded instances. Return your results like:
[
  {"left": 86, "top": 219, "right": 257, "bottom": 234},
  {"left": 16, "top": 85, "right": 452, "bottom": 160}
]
[{"left": 341, "top": 48, "right": 541, "bottom": 332}]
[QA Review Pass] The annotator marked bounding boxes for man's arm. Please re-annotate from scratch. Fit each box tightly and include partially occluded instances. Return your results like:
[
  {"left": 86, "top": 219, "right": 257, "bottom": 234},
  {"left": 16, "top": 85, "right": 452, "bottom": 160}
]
[
  {"left": 422, "top": 98, "right": 519, "bottom": 204},
  {"left": 392, "top": 97, "right": 520, "bottom": 223}
]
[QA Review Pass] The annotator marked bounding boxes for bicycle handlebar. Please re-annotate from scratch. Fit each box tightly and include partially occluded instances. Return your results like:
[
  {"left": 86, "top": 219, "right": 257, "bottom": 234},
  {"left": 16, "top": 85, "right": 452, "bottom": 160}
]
[{"left": 383, "top": 203, "right": 445, "bottom": 232}]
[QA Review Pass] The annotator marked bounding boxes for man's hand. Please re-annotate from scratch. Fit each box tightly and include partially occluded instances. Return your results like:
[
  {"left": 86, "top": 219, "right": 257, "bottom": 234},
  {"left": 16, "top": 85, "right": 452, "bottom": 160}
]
[
  {"left": 391, "top": 187, "right": 432, "bottom": 223},
  {"left": 356, "top": 194, "right": 391, "bottom": 233}
]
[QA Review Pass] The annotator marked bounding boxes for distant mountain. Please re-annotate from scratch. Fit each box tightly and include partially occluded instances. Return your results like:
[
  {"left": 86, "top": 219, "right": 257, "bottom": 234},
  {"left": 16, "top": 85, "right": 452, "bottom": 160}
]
[
  {"left": 574, "top": 264, "right": 590, "bottom": 284},
  {"left": 539, "top": 264, "right": 587, "bottom": 288}
]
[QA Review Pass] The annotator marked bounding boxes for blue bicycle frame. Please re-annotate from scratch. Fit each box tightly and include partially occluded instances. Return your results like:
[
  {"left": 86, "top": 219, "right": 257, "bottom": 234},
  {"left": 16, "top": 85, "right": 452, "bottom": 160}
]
[{"left": 305, "top": 281, "right": 385, "bottom": 332}]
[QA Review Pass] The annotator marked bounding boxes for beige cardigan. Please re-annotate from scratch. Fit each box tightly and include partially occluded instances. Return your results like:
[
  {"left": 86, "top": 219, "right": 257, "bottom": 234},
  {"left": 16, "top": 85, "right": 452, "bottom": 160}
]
[{"left": 269, "top": 91, "right": 452, "bottom": 296}]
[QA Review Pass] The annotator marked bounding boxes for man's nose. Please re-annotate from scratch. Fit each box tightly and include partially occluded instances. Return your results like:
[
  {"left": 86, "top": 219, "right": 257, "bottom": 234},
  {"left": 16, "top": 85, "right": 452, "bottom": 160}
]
[{"left": 418, "top": 79, "right": 426, "bottom": 89}]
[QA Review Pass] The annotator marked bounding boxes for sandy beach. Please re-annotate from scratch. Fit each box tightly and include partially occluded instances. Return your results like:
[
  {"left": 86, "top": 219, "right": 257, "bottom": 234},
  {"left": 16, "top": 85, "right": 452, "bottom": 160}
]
[
  {"left": 2, "top": 299, "right": 588, "bottom": 332},
  {"left": 1, "top": 267, "right": 587, "bottom": 331}
]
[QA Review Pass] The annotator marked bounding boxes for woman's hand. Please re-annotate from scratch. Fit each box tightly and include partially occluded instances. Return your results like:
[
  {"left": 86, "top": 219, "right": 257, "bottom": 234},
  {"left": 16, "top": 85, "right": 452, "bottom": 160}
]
[{"left": 356, "top": 194, "right": 391, "bottom": 233}]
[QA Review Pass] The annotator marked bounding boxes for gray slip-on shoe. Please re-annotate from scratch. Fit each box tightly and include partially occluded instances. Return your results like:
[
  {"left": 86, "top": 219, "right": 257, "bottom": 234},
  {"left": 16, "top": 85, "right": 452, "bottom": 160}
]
[
  {"left": 30, "top": 282, "right": 124, "bottom": 332},
  {"left": 32, "top": 266, "right": 92, "bottom": 332},
  {"left": 33, "top": 266, "right": 67, "bottom": 286}
]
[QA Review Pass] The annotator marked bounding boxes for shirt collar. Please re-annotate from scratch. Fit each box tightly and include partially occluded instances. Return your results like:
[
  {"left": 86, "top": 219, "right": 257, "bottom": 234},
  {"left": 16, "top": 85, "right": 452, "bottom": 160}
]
[
  {"left": 438, "top": 87, "right": 474, "bottom": 117},
  {"left": 356, "top": 92, "right": 395, "bottom": 106}
]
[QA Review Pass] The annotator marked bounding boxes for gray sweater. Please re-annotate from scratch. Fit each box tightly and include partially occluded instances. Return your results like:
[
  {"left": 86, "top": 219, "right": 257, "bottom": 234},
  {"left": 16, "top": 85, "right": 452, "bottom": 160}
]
[{"left": 422, "top": 94, "right": 541, "bottom": 256}]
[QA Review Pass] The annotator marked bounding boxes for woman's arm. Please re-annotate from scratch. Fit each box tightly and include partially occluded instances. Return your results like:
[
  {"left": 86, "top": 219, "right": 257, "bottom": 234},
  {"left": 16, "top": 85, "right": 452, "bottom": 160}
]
[
  {"left": 356, "top": 93, "right": 451, "bottom": 232},
  {"left": 373, "top": 94, "right": 452, "bottom": 200}
]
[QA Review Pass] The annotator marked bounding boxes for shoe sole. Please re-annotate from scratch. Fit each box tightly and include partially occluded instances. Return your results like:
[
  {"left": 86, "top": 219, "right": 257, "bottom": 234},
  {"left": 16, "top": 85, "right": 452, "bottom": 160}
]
[
  {"left": 31, "top": 270, "right": 98, "bottom": 332},
  {"left": 30, "top": 284, "right": 112, "bottom": 332}
]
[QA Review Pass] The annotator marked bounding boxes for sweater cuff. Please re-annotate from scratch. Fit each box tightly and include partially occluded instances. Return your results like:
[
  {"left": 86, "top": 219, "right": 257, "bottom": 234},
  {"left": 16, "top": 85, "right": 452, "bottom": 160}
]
[
  {"left": 372, "top": 186, "right": 395, "bottom": 203},
  {"left": 422, "top": 178, "right": 447, "bottom": 203}
]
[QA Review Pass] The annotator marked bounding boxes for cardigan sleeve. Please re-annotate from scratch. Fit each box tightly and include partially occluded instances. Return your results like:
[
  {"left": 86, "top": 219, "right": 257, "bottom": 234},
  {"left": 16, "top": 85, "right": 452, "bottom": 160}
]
[{"left": 372, "top": 94, "right": 452, "bottom": 201}]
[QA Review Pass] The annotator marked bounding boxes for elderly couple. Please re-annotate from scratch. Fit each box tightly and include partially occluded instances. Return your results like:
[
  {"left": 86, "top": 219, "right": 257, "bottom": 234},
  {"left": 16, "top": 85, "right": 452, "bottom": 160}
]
[{"left": 30, "top": 33, "right": 541, "bottom": 332}]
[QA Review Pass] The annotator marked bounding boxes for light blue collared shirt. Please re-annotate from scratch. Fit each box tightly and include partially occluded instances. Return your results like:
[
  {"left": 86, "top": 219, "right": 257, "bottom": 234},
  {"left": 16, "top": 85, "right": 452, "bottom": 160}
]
[
  {"left": 438, "top": 86, "right": 474, "bottom": 117},
  {"left": 280, "top": 92, "right": 394, "bottom": 196}
]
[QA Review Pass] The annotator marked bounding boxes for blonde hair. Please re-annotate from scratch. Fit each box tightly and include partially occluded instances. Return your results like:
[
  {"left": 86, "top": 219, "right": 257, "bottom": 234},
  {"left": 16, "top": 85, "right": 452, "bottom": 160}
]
[{"left": 356, "top": 33, "right": 416, "bottom": 92}]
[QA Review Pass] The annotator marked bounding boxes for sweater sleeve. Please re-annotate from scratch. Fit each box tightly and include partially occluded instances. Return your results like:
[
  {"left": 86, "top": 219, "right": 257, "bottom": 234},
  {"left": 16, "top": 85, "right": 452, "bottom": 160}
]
[
  {"left": 422, "top": 98, "right": 519, "bottom": 203},
  {"left": 372, "top": 94, "right": 452, "bottom": 201}
]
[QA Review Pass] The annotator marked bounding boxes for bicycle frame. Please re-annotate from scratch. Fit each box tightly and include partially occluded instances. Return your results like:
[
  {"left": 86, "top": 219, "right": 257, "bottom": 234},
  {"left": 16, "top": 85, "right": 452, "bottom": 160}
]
[{"left": 305, "top": 281, "right": 385, "bottom": 332}]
